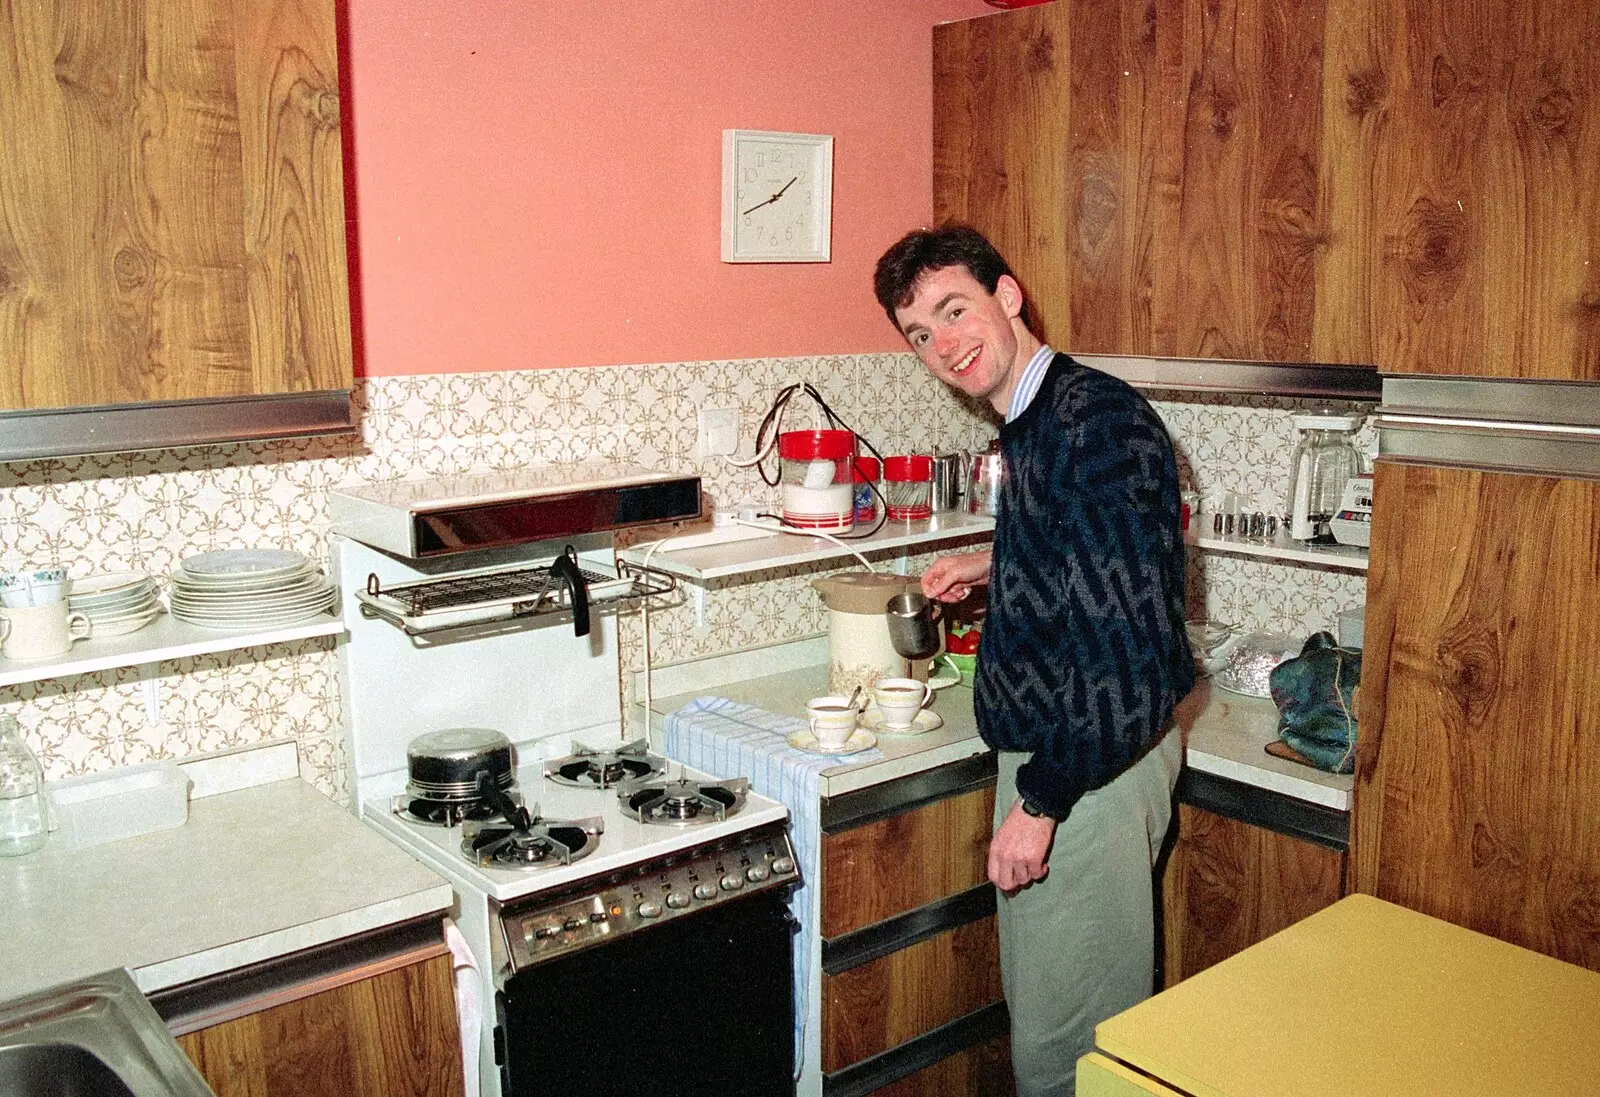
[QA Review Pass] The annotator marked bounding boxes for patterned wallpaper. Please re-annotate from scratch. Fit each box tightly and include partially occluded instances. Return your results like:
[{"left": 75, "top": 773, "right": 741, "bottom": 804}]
[{"left": 0, "top": 354, "right": 1370, "bottom": 796}]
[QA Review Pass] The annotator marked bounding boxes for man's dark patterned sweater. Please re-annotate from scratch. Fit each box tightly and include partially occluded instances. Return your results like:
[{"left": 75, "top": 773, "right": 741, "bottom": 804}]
[{"left": 974, "top": 353, "right": 1195, "bottom": 820}]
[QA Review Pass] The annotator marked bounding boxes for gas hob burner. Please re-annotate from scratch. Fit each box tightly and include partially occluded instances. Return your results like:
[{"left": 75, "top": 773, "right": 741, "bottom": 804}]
[
  {"left": 461, "top": 812, "right": 604, "bottom": 870},
  {"left": 394, "top": 790, "right": 525, "bottom": 828},
  {"left": 619, "top": 776, "right": 749, "bottom": 827},
  {"left": 543, "top": 739, "right": 667, "bottom": 790}
]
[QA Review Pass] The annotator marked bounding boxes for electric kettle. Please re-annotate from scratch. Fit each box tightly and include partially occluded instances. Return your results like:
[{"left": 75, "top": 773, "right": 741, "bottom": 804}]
[{"left": 810, "top": 573, "right": 921, "bottom": 696}]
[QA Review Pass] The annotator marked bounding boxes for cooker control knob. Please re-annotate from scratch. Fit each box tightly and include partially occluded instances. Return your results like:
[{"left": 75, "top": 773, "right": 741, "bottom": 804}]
[
  {"left": 589, "top": 911, "right": 608, "bottom": 923},
  {"left": 666, "top": 891, "right": 691, "bottom": 909},
  {"left": 771, "top": 856, "right": 796, "bottom": 875},
  {"left": 720, "top": 873, "right": 745, "bottom": 891},
  {"left": 563, "top": 917, "right": 584, "bottom": 932},
  {"left": 693, "top": 883, "right": 718, "bottom": 901},
  {"left": 533, "top": 925, "right": 560, "bottom": 940},
  {"left": 637, "top": 900, "right": 663, "bottom": 919},
  {"left": 745, "top": 865, "right": 769, "bottom": 883}
]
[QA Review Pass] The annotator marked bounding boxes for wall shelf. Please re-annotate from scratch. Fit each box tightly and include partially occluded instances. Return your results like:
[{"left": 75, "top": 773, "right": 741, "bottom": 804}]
[
  {"left": 1187, "top": 527, "right": 1368, "bottom": 572},
  {"left": 618, "top": 512, "right": 996, "bottom": 583},
  {"left": 0, "top": 613, "right": 344, "bottom": 688}
]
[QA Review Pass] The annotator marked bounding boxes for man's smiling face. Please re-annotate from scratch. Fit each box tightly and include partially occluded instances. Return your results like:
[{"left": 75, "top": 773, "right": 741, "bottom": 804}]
[{"left": 894, "top": 265, "right": 1026, "bottom": 415}]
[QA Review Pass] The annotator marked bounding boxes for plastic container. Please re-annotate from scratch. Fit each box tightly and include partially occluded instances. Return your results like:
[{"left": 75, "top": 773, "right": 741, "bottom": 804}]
[
  {"left": 884, "top": 455, "right": 934, "bottom": 521},
  {"left": 47, "top": 760, "right": 189, "bottom": 849},
  {"left": 779, "top": 430, "right": 856, "bottom": 532},
  {"left": 0, "top": 714, "right": 47, "bottom": 857},
  {"left": 852, "top": 456, "right": 881, "bottom": 524},
  {"left": 1337, "top": 606, "right": 1365, "bottom": 649}
]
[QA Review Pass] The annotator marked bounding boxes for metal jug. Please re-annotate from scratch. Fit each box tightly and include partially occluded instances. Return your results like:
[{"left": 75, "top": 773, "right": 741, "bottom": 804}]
[
  {"left": 885, "top": 591, "right": 944, "bottom": 660},
  {"left": 931, "top": 451, "right": 969, "bottom": 512},
  {"left": 967, "top": 442, "right": 1005, "bottom": 516}
]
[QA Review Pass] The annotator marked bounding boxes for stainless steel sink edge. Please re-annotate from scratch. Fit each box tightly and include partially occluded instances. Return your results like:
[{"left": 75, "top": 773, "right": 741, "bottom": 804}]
[{"left": 0, "top": 967, "right": 215, "bottom": 1097}]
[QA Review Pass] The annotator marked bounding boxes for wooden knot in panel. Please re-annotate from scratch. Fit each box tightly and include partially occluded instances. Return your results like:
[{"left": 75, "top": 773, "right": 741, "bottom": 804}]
[
  {"left": 1529, "top": 63, "right": 1576, "bottom": 138},
  {"left": 1435, "top": 627, "right": 1501, "bottom": 724},
  {"left": 1345, "top": 65, "right": 1388, "bottom": 121},
  {"left": 1026, "top": 29, "right": 1054, "bottom": 73},
  {"left": 113, "top": 247, "right": 152, "bottom": 292},
  {"left": 1395, "top": 197, "right": 1469, "bottom": 306}
]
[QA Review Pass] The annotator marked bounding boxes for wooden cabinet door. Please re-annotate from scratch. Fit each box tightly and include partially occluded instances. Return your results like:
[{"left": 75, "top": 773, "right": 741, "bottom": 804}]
[
  {"left": 935, "top": 0, "right": 1354, "bottom": 364},
  {"left": 934, "top": 2, "right": 1073, "bottom": 351},
  {"left": 1161, "top": 804, "right": 1346, "bottom": 986},
  {"left": 176, "top": 952, "right": 463, "bottom": 1097},
  {"left": 1353, "top": 462, "right": 1600, "bottom": 970},
  {"left": 1324, "top": 0, "right": 1600, "bottom": 379},
  {"left": 0, "top": 0, "right": 353, "bottom": 411}
]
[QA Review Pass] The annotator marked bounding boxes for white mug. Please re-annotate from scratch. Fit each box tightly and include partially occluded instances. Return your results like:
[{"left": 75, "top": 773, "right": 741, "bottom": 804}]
[
  {"left": 806, "top": 695, "right": 858, "bottom": 750},
  {"left": 872, "top": 677, "right": 934, "bottom": 729},
  {"left": 1, "top": 602, "right": 93, "bottom": 661}
]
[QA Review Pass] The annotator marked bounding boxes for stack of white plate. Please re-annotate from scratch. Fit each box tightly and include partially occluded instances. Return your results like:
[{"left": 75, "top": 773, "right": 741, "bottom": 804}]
[
  {"left": 169, "top": 550, "right": 335, "bottom": 630},
  {"left": 68, "top": 571, "right": 163, "bottom": 637}
]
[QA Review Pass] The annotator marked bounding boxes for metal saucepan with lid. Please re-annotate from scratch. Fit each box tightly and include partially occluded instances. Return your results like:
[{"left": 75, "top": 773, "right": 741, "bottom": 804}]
[{"left": 405, "top": 727, "right": 515, "bottom": 802}]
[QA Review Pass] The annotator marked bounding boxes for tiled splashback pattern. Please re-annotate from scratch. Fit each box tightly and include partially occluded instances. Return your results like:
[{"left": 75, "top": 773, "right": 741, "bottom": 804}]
[{"left": 0, "top": 355, "right": 1368, "bottom": 794}]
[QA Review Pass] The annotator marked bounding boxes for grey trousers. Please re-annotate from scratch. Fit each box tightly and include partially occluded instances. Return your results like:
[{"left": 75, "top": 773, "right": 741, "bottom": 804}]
[{"left": 994, "top": 725, "right": 1181, "bottom": 1097}]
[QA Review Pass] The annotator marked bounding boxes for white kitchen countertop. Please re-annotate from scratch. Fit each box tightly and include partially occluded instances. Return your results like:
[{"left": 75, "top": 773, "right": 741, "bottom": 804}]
[
  {"left": 640, "top": 637, "right": 1352, "bottom": 810},
  {"left": 0, "top": 775, "right": 453, "bottom": 1003}
]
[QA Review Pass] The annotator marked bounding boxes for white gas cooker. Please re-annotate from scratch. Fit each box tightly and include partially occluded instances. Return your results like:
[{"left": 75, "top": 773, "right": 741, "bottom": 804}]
[{"left": 359, "top": 753, "right": 788, "bottom": 904}]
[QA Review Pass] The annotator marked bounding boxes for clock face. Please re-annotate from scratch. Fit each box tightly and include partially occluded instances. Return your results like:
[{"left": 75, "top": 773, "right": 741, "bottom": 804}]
[{"left": 722, "top": 131, "right": 832, "bottom": 263}]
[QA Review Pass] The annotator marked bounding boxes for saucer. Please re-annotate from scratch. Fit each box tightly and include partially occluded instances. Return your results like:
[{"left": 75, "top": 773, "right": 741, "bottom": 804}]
[
  {"left": 786, "top": 728, "right": 878, "bottom": 756},
  {"left": 859, "top": 709, "right": 945, "bottom": 736}
]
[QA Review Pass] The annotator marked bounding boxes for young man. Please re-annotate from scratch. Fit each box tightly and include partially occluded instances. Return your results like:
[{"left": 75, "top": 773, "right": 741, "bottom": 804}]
[{"left": 873, "top": 225, "right": 1194, "bottom": 1097}]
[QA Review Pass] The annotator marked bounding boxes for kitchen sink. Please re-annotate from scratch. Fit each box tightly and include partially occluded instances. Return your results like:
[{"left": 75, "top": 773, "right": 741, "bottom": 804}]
[{"left": 0, "top": 969, "right": 214, "bottom": 1097}]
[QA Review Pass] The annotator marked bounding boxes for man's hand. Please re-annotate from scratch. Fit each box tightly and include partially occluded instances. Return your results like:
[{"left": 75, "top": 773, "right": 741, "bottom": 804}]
[
  {"left": 989, "top": 798, "right": 1055, "bottom": 892},
  {"left": 921, "top": 550, "right": 992, "bottom": 603}
]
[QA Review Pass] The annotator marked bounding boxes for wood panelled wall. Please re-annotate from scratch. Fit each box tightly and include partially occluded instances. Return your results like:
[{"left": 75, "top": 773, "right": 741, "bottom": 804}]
[
  {"left": 1354, "top": 464, "right": 1600, "bottom": 970},
  {"left": 0, "top": 0, "right": 353, "bottom": 411},
  {"left": 935, "top": 0, "right": 1600, "bottom": 380}
]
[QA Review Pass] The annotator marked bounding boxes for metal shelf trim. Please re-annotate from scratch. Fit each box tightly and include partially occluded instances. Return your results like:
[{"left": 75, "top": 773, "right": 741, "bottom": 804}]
[{"left": 0, "top": 391, "right": 355, "bottom": 462}]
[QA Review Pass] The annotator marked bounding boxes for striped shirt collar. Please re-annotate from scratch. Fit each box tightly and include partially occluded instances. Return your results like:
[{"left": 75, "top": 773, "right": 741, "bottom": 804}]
[{"left": 1005, "top": 345, "right": 1055, "bottom": 423}]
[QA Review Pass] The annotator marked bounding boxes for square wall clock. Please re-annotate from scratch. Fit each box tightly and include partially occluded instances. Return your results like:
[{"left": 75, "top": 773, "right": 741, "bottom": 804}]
[{"left": 721, "top": 130, "right": 833, "bottom": 263}]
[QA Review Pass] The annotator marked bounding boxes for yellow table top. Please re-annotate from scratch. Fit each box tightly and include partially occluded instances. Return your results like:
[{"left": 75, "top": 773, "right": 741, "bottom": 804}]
[{"left": 1096, "top": 894, "right": 1600, "bottom": 1097}]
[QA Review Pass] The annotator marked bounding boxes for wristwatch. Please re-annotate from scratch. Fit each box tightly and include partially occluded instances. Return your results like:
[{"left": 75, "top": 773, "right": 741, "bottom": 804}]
[{"left": 1018, "top": 796, "right": 1057, "bottom": 822}]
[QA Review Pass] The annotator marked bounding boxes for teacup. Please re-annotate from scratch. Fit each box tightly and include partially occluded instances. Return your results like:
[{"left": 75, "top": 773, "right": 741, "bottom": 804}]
[
  {"left": 1, "top": 601, "right": 93, "bottom": 661},
  {"left": 872, "top": 677, "right": 934, "bottom": 729},
  {"left": 806, "top": 695, "right": 858, "bottom": 750},
  {"left": 0, "top": 567, "right": 69, "bottom": 609}
]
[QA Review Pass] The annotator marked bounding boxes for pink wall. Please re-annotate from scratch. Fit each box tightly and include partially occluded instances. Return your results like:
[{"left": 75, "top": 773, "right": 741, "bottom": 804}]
[{"left": 342, "top": 1, "right": 996, "bottom": 376}]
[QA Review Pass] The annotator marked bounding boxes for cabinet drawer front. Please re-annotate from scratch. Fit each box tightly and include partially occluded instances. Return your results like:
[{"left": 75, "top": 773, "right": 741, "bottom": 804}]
[
  {"left": 822, "top": 916, "right": 1002, "bottom": 1074},
  {"left": 822, "top": 784, "right": 994, "bottom": 937},
  {"left": 858, "top": 1033, "right": 1014, "bottom": 1097}
]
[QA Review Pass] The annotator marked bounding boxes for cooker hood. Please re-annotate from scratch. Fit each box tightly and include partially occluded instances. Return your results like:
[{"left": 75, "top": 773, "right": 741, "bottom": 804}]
[{"left": 329, "top": 463, "right": 702, "bottom": 559}]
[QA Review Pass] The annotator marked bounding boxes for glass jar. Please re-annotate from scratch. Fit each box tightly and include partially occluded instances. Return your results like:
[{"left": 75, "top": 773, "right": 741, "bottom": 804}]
[
  {"left": 0, "top": 713, "right": 46, "bottom": 857},
  {"left": 883, "top": 454, "right": 934, "bottom": 521},
  {"left": 1284, "top": 412, "right": 1364, "bottom": 542}
]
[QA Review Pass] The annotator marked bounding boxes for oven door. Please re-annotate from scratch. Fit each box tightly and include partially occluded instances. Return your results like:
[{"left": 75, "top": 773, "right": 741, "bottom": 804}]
[{"left": 498, "top": 890, "right": 795, "bottom": 1097}]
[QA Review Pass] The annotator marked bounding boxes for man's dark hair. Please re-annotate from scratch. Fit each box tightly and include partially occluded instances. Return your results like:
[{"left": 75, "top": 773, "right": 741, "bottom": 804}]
[{"left": 873, "top": 223, "right": 1030, "bottom": 331}]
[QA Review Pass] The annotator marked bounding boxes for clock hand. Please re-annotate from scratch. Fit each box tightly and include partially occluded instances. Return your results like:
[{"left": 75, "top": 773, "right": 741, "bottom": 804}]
[{"left": 741, "top": 177, "right": 800, "bottom": 217}]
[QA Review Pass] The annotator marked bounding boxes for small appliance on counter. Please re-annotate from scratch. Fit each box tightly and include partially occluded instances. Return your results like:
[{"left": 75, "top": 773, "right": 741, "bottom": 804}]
[
  {"left": 810, "top": 572, "right": 920, "bottom": 696},
  {"left": 1330, "top": 473, "right": 1374, "bottom": 548},
  {"left": 1284, "top": 411, "right": 1365, "bottom": 542}
]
